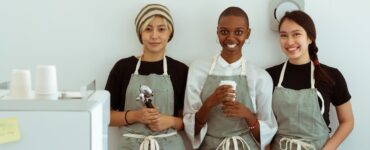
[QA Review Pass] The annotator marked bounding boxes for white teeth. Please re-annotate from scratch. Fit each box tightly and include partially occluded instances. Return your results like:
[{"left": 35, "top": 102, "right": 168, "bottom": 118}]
[
  {"left": 227, "top": 44, "right": 237, "bottom": 48},
  {"left": 287, "top": 47, "right": 297, "bottom": 51}
]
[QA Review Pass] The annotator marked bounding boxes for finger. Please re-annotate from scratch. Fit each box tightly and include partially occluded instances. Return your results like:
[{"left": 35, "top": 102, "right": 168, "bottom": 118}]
[
  {"left": 225, "top": 88, "right": 236, "bottom": 93},
  {"left": 222, "top": 101, "right": 235, "bottom": 106},
  {"left": 223, "top": 97, "right": 235, "bottom": 103},
  {"left": 223, "top": 109, "right": 233, "bottom": 117}
]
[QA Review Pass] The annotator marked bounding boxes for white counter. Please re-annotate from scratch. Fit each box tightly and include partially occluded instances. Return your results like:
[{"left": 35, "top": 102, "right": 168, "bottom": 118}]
[{"left": 0, "top": 91, "right": 110, "bottom": 150}]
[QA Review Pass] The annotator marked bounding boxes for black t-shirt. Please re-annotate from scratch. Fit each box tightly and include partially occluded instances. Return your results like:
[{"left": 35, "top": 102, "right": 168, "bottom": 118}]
[
  {"left": 105, "top": 56, "right": 188, "bottom": 116},
  {"left": 266, "top": 61, "right": 351, "bottom": 127}
]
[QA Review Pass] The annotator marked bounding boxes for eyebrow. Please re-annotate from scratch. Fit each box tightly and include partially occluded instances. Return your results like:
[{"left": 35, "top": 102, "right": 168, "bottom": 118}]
[
  {"left": 219, "top": 27, "right": 246, "bottom": 30},
  {"left": 147, "top": 24, "right": 166, "bottom": 28},
  {"left": 280, "top": 29, "right": 302, "bottom": 33}
]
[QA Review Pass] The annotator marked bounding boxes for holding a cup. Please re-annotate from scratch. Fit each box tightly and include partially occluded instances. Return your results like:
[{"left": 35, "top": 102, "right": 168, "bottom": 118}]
[{"left": 219, "top": 80, "right": 237, "bottom": 102}]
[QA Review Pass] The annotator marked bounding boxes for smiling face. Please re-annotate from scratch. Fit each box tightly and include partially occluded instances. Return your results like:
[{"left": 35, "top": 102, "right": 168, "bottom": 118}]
[
  {"left": 141, "top": 16, "right": 171, "bottom": 55},
  {"left": 279, "top": 19, "right": 312, "bottom": 64},
  {"left": 217, "top": 15, "right": 250, "bottom": 55}
]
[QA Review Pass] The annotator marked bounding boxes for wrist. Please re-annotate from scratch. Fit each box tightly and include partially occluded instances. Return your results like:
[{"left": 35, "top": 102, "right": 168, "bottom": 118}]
[
  {"left": 247, "top": 117, "right": 258, "bottom": 131},
  {"left": 127, "top": 110, "right": 139, "bottom": 124},
  {"left": 124, "top": 110, "right": 132, "bottom": 125},
  {"left": 205, "top": 95, "right": 217, "bottom": 108}
]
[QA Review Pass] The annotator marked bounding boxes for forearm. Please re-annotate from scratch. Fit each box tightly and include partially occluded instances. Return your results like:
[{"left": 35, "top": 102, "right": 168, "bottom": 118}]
[
  {"left": 323, "top": 121, "right": 354, "bottom": 149},
  {"left": 110, "top": 110, "right": 125, "bottom": 126},
  {"left": 323, "top": 101, "right": 354, "bottom": 150},
  {"left": 195, "top": 98, "right": 214, "bottom": 135},
  {"left": 244, "top": 112, "right": 260, "bottom": 142},
  {"left": 171, "top": 116, "right": 184, "bottom": 131},
  {"left": 110, "top": 109, "right": 140, "bottom": 126}
]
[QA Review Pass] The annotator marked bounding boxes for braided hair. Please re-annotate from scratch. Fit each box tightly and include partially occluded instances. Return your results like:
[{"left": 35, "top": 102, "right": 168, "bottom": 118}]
[{"left": 279, "top": 10, "right": 335, "bottom": 86}]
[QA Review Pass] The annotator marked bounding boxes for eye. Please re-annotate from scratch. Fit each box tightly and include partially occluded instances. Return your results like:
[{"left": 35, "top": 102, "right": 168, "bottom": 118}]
[
  {"left": 235, "top": 30, "right": 243, "bottom": 36},
  {"left": 219, "top": 30, "right": 228, "bottom": 35},
  {"left": 144, "top": 27, "right": 152, "bottom": 32},
  {"left": 293, "top": 33, "right": 301, "bottom": 37},
  {"left": 158, "top": 27, "right": 167, "bottom": 32},
  {"left": 279, "top": 33, "right": 288, "bottom": 38}
]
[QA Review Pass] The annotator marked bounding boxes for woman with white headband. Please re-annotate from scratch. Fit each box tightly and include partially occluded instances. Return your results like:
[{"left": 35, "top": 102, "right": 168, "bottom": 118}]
[
  {"left": 105, "top": 3, "right": 187, "bottom": 150},
  {"left": 266, "top": 10, "right": 354, "bottom": 150}
]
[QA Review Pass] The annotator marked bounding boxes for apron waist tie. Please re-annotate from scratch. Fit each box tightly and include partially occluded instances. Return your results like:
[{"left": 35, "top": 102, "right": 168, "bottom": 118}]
[
  {"left": 216, "top": 136, "right": 251, "bottom": 150},
  {"left": 279, "top": 137, "right": 316, "bottom": 150},
  {"left": 123, "top": 131, "right": 177, "bottom": 150}
]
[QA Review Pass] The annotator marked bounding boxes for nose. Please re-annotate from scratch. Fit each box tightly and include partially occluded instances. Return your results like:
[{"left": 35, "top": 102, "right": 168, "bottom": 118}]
[
  {"left": 286, "top": 36, "right": 295, "bottom": 45},
  {"left": 151, "top": 29, "right": 159, "bottom": 39},
  {"left": 225, "top": 33, "right": 236, "bottom": 43}
]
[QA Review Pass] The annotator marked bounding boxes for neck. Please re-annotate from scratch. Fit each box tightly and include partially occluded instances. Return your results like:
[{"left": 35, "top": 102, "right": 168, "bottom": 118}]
[
  {"left": 141, "top": 51, "right": 165, "bottom": 62},
  {"left": 220, "top": 50, "right": 242, "bottom": 64},
  {"left": 289, "top": 57, "right": 311, "bottom": 65}
]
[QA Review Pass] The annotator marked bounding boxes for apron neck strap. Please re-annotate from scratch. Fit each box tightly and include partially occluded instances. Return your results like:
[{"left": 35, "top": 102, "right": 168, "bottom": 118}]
[
  {"left": 134, "top": 55, "right": 168, "bottom": 75},
  {"left": 310, "top": 62, "right": 315, "bottom": 89},
  {"left": 208, "top": 54, "right": 246, "bottom": 75},
  {"left": 277, "top": 61, "right": 324, "bottom": 114},
  {"left": 277, "top": 61, "right": 315, "bottom": 89}
]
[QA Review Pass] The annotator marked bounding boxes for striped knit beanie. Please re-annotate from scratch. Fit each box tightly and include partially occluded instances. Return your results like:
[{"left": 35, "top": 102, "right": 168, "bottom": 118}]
[{"left": 135, "top": 4, "right": 174, "bottom": 44}]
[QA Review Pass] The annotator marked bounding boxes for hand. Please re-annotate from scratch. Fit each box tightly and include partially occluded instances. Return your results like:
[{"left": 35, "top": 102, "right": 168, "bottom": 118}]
[
  {"left": 222, "top": 101, "right": 252, "bottom": 119},
  {"left": 322, "top": 146, "right": 336, "bottom": 150},
  {"left": 135, "top": 107, "right": 160, "bottom": 124},
  {"left": 147, "top": 115, "right": 174, "bottom": 132},
  {"left": 207, "top": 85, "right": 236, "bottom": 107}
]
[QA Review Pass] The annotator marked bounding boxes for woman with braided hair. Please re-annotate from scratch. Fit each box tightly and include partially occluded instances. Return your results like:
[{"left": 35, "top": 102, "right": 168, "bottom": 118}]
[{"left": 266, "top": 10, "right": 354, "bottom": 150}]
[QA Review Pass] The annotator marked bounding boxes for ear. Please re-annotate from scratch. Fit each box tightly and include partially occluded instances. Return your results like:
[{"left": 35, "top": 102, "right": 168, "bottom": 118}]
[
  {"left": 308, "top": 37, "right": 313, "bottom": 44},
  {"left": 245, "top": 28, "right": 251, "bottom": 39}
]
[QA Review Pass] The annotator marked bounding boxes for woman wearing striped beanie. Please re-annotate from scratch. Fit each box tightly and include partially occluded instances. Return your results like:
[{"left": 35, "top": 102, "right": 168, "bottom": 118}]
[{"left": 106, "top": 3, "right": 188, "bottom": 150}]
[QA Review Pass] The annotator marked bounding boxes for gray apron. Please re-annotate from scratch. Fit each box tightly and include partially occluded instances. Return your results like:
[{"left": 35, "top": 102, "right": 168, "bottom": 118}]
[
  {"left": 199, "top": 55, "right": 260, "bottom": 150},
  {"left": 271, "top": 61, "right": 329, "bottom": 150},
  {"left": 119, "top": 56, "right": 184, "bottom": 150}
]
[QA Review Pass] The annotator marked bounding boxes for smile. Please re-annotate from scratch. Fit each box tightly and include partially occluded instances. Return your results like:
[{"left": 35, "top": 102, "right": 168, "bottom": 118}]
[{"left": 227, "top": 44, "right": 237, "bottom": 48}]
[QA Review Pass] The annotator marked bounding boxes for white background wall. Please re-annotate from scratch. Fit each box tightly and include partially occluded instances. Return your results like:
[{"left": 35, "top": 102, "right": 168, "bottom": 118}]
[{"left": 1, "top": 0, "right": 369, "bottom": 149}]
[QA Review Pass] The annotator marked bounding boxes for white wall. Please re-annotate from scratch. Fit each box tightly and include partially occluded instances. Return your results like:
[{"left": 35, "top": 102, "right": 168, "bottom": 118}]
[{"left": 1, "top": 0, "right": 369, "bottom": 149}]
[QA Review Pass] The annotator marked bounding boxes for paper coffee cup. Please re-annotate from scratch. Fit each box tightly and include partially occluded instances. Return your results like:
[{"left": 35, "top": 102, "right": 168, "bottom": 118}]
[
  {"left": 219, "top": 80, "right": 237, "bottom": 90},
  {"left": 35, "top": 65, "right": 58, "bottom": 100},
  {"left": 219, "top": 80, "right": 237, "bottom": 101},
  {"left": 9, "top": 69, "right": 33, "bottom": 99}
]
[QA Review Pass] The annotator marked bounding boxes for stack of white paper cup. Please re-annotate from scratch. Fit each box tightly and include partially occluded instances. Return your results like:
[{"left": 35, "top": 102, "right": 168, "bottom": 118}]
[
  {"left": 35, "top": 65, "right": 58, "bottom": 100},
  {"left": 219, "top": 80, "right": 237, "bottom": 101},
  {"left": 9, "top": 69, "right": 33, "bottom": 99}
]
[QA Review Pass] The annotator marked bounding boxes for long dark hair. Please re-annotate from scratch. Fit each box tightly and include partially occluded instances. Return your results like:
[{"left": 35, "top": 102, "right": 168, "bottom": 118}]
[{"left": 279, "top": 10, "right": 335, "bottom": 86}]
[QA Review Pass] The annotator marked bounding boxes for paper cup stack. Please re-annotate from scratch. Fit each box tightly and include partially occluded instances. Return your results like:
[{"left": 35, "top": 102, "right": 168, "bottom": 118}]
[
  {"left": 34, "top": 65, "right": 58, "bottom": 100},
  {"left": 9, "top": 69, "right": 33, "bottom": 99}
]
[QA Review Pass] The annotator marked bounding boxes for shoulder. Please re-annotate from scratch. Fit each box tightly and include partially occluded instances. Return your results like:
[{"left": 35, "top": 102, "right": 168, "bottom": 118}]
[
  {"left": 319, "top": 63, "right": 348, "bottom": 84},
  {"left": 320, "top": 63, "right": 341, "bottom": 75},
  {"left": 113, "top": 56, "right": 137, "bottom": 68},
  {"left": 108, "top": 56, "right": 137, "bottom": 75},
  {"left": 188, "top": 57, "right": 213, "bottom": 74},
  {"left": 246, "top": 62, "right": 273, "bottom": 84},
  {"left": 246, "top": 62, "right": 271, "bottom": 79},
  {"left": 266, "top": 63, "right": 284, "bottom": 76}
]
